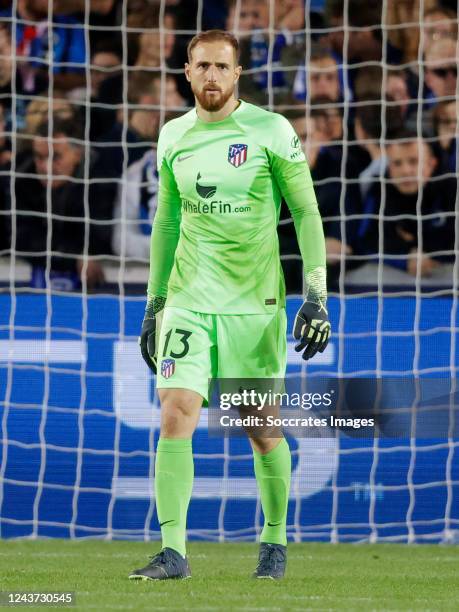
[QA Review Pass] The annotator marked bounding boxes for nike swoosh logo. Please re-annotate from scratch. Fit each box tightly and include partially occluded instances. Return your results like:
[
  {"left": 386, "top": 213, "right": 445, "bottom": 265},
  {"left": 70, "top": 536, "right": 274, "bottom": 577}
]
[
  {"left": 177, "top": 154, "right": 193, "bottom": 162},
  {"left": 159, "top": 520, "right": 174, "bottom": 527},
  {"left": 267, "top": 522, "right": 281, "bottom": 527}
]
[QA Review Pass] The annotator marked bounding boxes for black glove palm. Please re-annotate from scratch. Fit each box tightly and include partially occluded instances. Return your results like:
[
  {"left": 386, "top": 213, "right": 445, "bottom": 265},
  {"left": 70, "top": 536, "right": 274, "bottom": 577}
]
[
  {"left": 139, "top": 297, "right": 165, "bottom": 374},
  {"left": 293, "top": 300, "right": 331, "bottom": 361}
]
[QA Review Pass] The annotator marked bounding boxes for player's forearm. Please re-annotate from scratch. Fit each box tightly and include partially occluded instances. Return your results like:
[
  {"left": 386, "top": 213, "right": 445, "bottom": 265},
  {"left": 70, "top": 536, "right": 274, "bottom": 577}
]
[
  {"left": 286, "top": 188, "right": 327, "bottom": 304},
  {"left": 294, "top": 210, "right": 327, "bottom": 304},
  {"left": 147, "top": 158, "right": 182, "bottom": 299},
  {"left": 147, "top": 214, "right": 180, "bottom": 298},
  {"left": 275, "top": 156, "right": 327, "bottom": 303}
]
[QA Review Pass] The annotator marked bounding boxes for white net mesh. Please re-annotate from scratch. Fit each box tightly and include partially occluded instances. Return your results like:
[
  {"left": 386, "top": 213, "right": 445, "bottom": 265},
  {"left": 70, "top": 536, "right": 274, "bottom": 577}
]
[{"left": 0, "top": 0, "right": 458, "bottom": 542}]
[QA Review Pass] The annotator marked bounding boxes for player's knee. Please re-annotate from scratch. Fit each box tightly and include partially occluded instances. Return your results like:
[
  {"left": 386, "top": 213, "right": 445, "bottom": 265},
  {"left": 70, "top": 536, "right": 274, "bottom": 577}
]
[
  {"left": 160, "top": 406, "right": 189, "bottom": 436},
  {"left": 160, "top": 411, "right": 181, "bottom": 436},
  {"left": 249, "top": 436, "right": 282, "bottom": 455},
  {"left": 159, "top": 390, "right": 200, "bottom": 436}
]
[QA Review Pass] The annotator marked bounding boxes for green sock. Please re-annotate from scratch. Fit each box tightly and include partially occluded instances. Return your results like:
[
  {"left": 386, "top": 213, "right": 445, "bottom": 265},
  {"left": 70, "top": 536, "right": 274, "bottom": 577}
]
[
  {"left": 253, "top": 438, "right": 291, "bottom": 546},
  {"left": 154, "top": 437, "right": 193, "bottom": 558}
]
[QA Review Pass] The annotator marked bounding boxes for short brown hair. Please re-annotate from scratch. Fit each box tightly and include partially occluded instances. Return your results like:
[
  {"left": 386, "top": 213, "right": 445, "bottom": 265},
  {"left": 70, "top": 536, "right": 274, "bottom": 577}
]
[
  {"left": 309, "top": 42, "right": 335, "bottom": 64},
  {"left": 424, "top": 6, "right": 456, "bottom": 21},
  {"left": 355, "top": 95, "right": 403, "bottom": 140},
  {"left": 386, "top": 128, "right": 434, "bottom": 157},
  {"left": 187, "top": 29, "right": 240, "bottom": 63}
]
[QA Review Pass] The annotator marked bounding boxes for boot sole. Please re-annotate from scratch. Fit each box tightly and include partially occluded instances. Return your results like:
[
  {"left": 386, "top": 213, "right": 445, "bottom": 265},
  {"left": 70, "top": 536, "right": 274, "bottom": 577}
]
[{"left": 128, "top": 574, "right": 191, "bottom": 581}]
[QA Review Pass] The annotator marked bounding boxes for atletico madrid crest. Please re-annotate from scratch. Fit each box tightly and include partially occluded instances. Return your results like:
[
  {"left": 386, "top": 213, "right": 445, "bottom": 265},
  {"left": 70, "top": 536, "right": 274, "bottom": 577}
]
[
  {"left": 228, "top": 143, "right": 248, "bottom": 167},
  {"left": 161, "top": 358, "right": 175, "bottom": 379}
]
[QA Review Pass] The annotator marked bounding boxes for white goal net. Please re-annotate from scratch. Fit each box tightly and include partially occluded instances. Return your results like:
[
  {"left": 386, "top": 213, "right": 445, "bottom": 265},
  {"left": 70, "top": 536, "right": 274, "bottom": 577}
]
[{"left": 0, "top": 0, "right": 458, "bottom": 543}]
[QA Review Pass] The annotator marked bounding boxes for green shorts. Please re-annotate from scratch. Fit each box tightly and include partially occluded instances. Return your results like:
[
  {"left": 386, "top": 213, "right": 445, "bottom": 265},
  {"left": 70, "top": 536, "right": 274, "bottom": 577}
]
[{"left": 156, "top": 306, "right": 287, "bottom": 401}]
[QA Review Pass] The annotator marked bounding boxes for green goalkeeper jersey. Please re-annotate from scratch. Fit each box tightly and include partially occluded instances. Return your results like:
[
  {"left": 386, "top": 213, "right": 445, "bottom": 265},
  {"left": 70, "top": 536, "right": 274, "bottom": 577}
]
[{"left": 148, "top": 99, "right": 326, "bottom": 314}]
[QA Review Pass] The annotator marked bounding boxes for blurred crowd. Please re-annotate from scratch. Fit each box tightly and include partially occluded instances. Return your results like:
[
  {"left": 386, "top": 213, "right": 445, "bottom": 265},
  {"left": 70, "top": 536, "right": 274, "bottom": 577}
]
[{"left": 0, "top": 0, "right": 457, "bottom": 292}]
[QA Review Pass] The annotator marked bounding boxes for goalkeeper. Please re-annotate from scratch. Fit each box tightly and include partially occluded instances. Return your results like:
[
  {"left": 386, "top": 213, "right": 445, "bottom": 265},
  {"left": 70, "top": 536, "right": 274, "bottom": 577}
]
[{"left": 129, "top": 29, "right": 330, "bottom": 582}]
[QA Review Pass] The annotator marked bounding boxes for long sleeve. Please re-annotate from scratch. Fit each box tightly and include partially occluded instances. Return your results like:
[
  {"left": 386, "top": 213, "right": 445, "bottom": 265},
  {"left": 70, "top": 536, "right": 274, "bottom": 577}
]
[
  {"left": 270, "top": 149, "right": 327, "bottom": 304},
  {"left": 147, "top": 156, "right": 181, "bottom": 298}
]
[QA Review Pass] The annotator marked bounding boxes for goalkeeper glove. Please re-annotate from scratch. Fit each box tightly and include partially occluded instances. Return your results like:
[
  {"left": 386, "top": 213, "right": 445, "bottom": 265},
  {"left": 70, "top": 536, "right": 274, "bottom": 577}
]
[
  {"left": 139, "top": 296, "right": 166, "bottom": 374},
  {"left": 293, "top": 299, "right": 331, "bottom": 361}
]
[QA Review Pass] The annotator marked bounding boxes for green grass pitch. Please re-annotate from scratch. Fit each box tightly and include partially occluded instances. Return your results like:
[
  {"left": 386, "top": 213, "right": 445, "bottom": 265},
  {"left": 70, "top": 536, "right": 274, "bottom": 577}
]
[{"left": 1, "top": 540, "right": 458, "bottom": 610}]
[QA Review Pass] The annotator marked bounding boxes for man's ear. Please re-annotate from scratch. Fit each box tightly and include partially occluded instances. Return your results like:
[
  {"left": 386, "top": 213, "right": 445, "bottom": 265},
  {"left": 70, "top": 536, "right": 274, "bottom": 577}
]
[
  {"left": 234, "top": 64, "right": 242, "bottom": 83},
  {"left": 73, "top": 144, "right": 84, "bottom": 165},
  {"left": 184, "top": 62, "right": 191, "bottom": 83},
  {"left": 424, "top": 70, "right": 433, "bottom": 92},
  {"left": 354, "top": 116, "right": 363, "bottom": 141}
]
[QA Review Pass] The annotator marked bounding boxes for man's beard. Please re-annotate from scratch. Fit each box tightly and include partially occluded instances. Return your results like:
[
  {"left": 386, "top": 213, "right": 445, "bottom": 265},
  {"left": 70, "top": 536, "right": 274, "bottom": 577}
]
[{"left": 193, "top": 84, "right": 234, "bottom": 112}]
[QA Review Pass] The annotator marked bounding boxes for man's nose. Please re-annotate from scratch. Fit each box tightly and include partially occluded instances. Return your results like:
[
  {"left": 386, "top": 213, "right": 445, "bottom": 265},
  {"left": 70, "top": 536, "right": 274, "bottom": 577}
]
[
  {"left": 404, "top": 163, "right": 416, "bottom": 176},
  {"left": 206, "top": 66, "right": 217, "bottom": 81}
]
